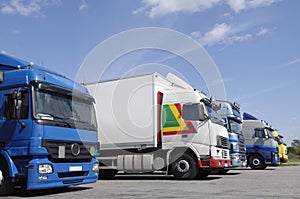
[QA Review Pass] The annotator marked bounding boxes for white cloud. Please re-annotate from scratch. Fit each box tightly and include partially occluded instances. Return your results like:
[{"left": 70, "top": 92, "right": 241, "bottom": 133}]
[
  {"left": 285, "top": 58, "right": 300, "bottom": 66},
  {"left": 191, "top": 24, "right": 273, "bottom": 46},
  {"left": 134, "top": 0, "right": 222, "bottom": 18},
  {"left": 201, "top": 23, "right": 231, "bottom": 46},
  {"left": 256, "top": 28, "right": 271, "bottom": 36},
  {"left": 227, "top": 0, "right": 279, "bottom": 13},
  {"left": 134, "top": 0, "right": 280, "bottom": 18},
  {"left": 226, "top": 0, "right": 246, "bottom": 13},
  {"left": 79, "top": 0, "right": 87, "bottom": 11},
  {"left": 0, "top": 0, "right": 61, "bottom": 16}
]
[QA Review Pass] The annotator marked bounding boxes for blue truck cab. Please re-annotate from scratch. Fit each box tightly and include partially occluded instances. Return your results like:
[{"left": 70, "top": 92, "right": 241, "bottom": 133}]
[
  {"left": 0, "top": 54, "right": 99, "bottom": 195},
  {"left": 242, "top": 113, "right": 279, "bottom": 169},
  {"left": 217, "top": 101, "right": 247, "bottom": 169}
]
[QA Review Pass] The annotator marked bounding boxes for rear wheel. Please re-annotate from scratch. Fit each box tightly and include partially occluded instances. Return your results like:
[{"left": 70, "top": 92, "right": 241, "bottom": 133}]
[
  {"left": 172, "top": 153, "right": 198, "bottom": 180},
  {"left": 99, "top": 169, "right": 118, "bottom": 180},
  {"left": 0, "top": 162, "right": 13, "bottom": 196},
  {"left": 248, "top": 155, "right": 267, "bottom": 170}
]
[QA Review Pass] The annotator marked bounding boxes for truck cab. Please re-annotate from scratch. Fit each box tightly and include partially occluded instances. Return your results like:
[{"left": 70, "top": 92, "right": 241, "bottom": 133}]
[
  {"left": 242, "top": 113, "right": 279, "bottom": 169},
  {"left": 216, "top": 101, "right": 246, "bottom": 169},
  {"left": 0, "top": 54, "right": 99, "bottom": 195}
]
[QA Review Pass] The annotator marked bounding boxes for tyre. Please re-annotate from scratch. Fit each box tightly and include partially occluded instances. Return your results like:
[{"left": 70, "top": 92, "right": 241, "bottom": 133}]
[
  {"left": 99, "top": 169, "right": 118, "bottom": 180},
  {"left": 0, "top": 162, "right": 13, "bottom": 196},
  {"left": 171, "top": 153, "right": 198, "bottom": 180},
  {"left": 248, "top": 155, "right": 267, "bottom": 170}
]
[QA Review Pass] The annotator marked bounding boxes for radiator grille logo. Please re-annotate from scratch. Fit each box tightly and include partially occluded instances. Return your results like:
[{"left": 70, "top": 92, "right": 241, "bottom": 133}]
[{"left": 71, "top": 143, "right": 80, "bottom": 156}]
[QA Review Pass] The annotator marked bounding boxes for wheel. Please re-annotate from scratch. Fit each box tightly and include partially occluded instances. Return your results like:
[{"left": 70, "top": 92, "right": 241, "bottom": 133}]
[
  {"left": 171, "top": 153, "right": 198, "bottom": 180},
  {"left": 248, "top": 155, "right": 267, "bottom": 170},
  {"left": 98, "top": 169, "right": 118, "bottom": 180},
  {"left": 0, "top": 162, "right": 13, "bottom": 196}
]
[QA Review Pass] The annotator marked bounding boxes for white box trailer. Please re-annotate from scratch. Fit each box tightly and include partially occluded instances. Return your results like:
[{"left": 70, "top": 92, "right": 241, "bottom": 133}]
[{"left": 86, "top": 73, "right": 231, "bottom": 180}]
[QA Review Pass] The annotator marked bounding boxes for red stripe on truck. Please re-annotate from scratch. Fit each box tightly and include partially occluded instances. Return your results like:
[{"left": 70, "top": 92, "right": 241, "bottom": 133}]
[{"left": 157, "top": 91, "right": 163, "bottom": 147}]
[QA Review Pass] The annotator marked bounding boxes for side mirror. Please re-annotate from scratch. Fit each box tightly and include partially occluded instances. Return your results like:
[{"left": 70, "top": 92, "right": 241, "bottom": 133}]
[
  {"left": 182, "top": 103, "right": 206, "bottom": 121},
  {"left": 4, "top": 90, "right": 23, "bottom": 120},
  {"left": 13, "top": 91, "right": 23, "bottom": 119}
]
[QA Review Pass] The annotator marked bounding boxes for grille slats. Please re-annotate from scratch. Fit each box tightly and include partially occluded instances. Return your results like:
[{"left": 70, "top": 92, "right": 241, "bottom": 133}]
[
  {"left": 222, "top": 150, "right": 229, "bottom": 159},
  {"left": 42, "top": 140, "right": 94, "bottom": 163},
  {"left": 238, "top": 134, "right": 246, "bottom": 153},
  {"left": 217, "top": 135, "right": 229, "bottom": 149}
]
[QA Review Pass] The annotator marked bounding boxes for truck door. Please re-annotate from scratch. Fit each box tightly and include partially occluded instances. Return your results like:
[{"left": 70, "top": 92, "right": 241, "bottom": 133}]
[{"left": 0, "top": 88, "right": 32, "bottom": 150}]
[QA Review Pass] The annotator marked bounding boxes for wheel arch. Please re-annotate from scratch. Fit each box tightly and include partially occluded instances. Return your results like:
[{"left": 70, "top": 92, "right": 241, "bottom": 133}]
[
  {"left": 247, "top": 152, "right": 265, "bottom": 162},
  {"left": 166, "top": 146, "right": 199, "bottom": 174},
  {"left": 0, "top": 151, "right": 18, "bottom": 177}
]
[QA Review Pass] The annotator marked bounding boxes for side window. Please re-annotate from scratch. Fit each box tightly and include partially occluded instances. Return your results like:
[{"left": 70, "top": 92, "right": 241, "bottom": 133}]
[
  {"left": 4, "top": 90, "right": 29, "bottom": 120},
  {"left": 254, "top": 129, "right": 265, "bottom": 138}
]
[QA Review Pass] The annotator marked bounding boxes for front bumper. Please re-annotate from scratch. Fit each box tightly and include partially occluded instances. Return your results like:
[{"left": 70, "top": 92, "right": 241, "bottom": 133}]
[
  {"left": 198, "top": 158, "right": 231, "bottom": 169},
  {"left": 27, "top": 158, "right": 99, "bottom": 190},
  {"left": 230, "top": 153, "right": 247, "bottom": 167}
]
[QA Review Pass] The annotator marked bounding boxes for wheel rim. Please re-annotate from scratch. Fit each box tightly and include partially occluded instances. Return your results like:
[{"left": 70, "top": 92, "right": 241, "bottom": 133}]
[
  {"left": 252, "top": 158, "right": 260, "bottom": 166},
  {"left": 177, "top": 160, "right": 190, "bottom": 173}
]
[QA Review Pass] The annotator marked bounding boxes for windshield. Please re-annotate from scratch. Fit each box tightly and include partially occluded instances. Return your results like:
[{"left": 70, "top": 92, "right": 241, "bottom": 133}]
[
  {"left": 33, "top": 87, "right": 97, "bottom": 131},
  {"left": 206, "top": 105, "right": 224, "bottom": 125},
  {"left": 266, "top": 128, "right": 275, "bottom": 139},
  {"left": 228, "top": 118, "right": 242, "bottom": 134}
]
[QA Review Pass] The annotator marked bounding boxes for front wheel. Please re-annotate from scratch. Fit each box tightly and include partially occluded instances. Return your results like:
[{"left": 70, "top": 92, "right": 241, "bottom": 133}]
[
  {"left": 248, "top": 155, "right": 267, "bottom": 170},
  {"left": 0, "top": 162, "right": 13, "bottom": 196},
  {"left": 171, "top": 153, "right": 199, "bottom": 180}
]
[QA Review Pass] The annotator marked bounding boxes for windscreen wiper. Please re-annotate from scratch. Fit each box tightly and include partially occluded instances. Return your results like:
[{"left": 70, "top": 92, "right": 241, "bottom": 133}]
[{"left": 37, "top": 113, "right": 73, "bottom": 128}]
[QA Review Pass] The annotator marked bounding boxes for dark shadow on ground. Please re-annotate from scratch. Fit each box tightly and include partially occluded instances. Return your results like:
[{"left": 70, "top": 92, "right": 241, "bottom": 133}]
[
  {"left": 9, "top": 186, "right": 92, "bottom": 197},
  {"left": 103, "top": 173, "right": 222, "bottom": 181}
]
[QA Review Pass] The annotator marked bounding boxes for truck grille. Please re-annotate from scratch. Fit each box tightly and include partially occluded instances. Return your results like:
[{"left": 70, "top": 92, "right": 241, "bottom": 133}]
[
  {"left": 238, "top": 134, "right": 246, "bottom": 153},
  {"left": 217, "top": 136, "right": 229, "bottom": 149},
  {"left": 42, "top": 140, "right": 94, "bottom": 163},
  {"left": 222, "top": 150, "right": 229, "bottom": 159}
]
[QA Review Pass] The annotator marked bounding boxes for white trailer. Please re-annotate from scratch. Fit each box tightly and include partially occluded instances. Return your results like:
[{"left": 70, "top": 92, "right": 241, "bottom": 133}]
[{"left": 86, "top": 73, "right": 230, "bottom": 180}]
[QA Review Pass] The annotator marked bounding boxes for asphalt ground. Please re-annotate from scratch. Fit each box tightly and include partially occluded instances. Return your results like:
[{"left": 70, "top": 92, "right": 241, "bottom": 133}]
[{"left": 4, "top": 165, "right": 300, "bottom": 199}]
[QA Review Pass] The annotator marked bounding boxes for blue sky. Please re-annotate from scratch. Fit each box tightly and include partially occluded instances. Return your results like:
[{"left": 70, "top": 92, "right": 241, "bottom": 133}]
[{"left": 0, "top": 0, "right": 299, "bottom": 145}]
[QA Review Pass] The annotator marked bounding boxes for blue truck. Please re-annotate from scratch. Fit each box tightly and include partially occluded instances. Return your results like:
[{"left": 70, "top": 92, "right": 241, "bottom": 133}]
[
  {"left": 216, "top": 101, "right": 246, "bottom": 172},
  {"left": 0, "top": 53, "right": 99, "bottom": 195},
  {"left": 242, "top": 113, "right": 279, "bottom": 169}
]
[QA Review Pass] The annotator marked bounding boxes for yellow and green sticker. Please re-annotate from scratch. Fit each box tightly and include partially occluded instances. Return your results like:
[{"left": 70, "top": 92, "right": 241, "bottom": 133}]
[{"left": 162, "top": 103, "right": 197, "bottom": 136}]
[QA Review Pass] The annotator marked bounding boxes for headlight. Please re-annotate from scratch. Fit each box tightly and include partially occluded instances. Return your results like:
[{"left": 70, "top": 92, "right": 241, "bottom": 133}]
[
  {"left": 38, "top": 164, "right": 53, "bottom": 174},
  {"left": 92, "top": 162, "right": 99, "bottom": 172}
]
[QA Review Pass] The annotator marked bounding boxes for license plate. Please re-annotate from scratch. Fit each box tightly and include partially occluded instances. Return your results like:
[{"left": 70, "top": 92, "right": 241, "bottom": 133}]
[
  {"left": 225, "top": 163, "right": 228, "bottom": 167},
  {"left": 69, "top": 166, "right": 82, "bottom": 172}
]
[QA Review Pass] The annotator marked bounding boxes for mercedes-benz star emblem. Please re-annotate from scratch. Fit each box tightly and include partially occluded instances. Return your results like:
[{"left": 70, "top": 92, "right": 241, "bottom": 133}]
[{"left": 71, "top": 143, "right": 80, "bottom": 156}]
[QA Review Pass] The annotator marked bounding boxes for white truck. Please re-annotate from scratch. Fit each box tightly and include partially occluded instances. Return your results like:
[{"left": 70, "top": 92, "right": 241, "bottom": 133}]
[{"left": 86, "top": 73, "right": 230, "bottom": 180}]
